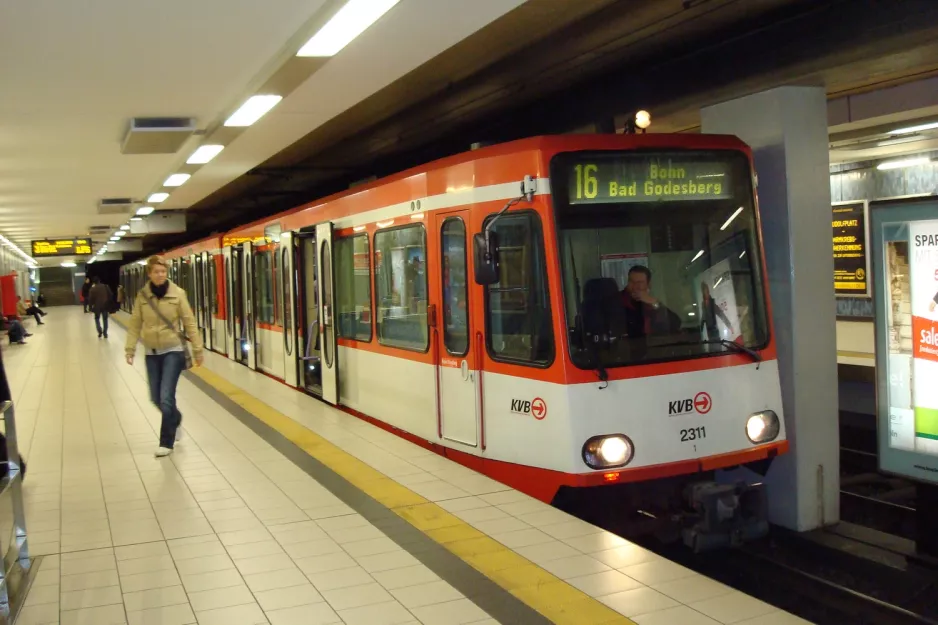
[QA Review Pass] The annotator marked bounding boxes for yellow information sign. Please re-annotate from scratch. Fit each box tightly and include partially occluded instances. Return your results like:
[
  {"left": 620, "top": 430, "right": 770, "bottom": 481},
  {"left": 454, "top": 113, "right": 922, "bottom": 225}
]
[{"left": 31, "top": 239, "right": 92, "bottom": 257}]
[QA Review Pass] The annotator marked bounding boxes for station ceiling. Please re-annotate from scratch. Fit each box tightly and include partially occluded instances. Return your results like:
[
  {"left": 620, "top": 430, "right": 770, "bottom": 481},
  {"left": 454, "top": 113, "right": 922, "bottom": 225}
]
[{"left": 5, "top": 0, "right": 938, "bottom": 265}]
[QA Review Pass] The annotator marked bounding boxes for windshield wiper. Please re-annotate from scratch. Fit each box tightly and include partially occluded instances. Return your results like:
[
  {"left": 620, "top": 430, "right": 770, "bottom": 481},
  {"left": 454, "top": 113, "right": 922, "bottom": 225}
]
[{"left": 652, "top": 338, "right": 762, "bottom": 365}]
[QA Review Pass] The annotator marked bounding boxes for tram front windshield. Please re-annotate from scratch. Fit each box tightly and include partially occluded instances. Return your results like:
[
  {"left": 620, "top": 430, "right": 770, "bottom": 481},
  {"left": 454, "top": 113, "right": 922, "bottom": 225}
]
[{"left": 551, "top": 150, "right": 770, "bottom": 369}]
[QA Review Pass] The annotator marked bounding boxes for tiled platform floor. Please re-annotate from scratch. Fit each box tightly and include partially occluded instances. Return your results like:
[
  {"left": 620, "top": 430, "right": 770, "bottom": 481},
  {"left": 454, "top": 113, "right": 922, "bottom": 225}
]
[{"left": 2, "top": 308, "right": 812, "bottom": 625}]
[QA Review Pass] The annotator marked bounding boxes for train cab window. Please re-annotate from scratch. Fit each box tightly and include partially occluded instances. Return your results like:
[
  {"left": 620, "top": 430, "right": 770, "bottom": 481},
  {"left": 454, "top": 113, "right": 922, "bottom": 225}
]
[
  {"left": 255, "top": 251, "right": 274, "bottom": 324},
  {"left": 484, "top": 212, "right": 554, "bottom": 365},
  {"left": 374, "top": 225, "right": 428, "bottom": 351},
  {"left": 441, "top": 218, "right": 469, "bottom": 356},
  {"left": 335, "top": 235, "right": 372, "bottom": 341},
  {"left": 551, "top": 150, "right": 770, "bottom": 370}
]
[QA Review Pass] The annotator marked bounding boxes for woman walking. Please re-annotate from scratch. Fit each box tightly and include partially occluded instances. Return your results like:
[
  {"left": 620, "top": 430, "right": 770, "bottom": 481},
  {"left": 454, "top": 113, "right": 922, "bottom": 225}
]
[{"left": 125, "top": 256, "right": 203, "bottom": 457}]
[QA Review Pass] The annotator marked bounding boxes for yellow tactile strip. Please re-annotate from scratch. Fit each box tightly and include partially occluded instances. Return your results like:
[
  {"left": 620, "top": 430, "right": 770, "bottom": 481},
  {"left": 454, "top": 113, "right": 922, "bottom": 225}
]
[{"left": 188, "top": 365, "right": 635, "bottom": 625}]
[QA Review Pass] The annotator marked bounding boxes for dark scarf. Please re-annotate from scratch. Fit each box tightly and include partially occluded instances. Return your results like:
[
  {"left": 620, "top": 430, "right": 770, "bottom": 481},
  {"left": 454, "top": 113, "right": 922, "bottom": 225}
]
[{"left": 150, "top": 281, "right": 169, "bottom": 299}]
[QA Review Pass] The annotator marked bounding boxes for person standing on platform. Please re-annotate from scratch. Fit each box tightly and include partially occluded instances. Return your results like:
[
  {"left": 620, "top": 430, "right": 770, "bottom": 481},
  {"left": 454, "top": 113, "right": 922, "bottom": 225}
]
[
  {"left": 88, "top": 277, "right": 113, "bottom": 338},
  {"left": 124, "top": 256, "right": 204, "bottom": 458},
  {"left": 81, "top": 277, "right": 92, "bottom": 313}
]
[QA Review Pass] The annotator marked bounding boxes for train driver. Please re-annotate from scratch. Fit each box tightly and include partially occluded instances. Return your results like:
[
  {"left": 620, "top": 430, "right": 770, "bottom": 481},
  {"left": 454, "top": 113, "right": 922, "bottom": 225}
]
[{"left": 620, "top": 265, "right": 681, "bottom": 337}]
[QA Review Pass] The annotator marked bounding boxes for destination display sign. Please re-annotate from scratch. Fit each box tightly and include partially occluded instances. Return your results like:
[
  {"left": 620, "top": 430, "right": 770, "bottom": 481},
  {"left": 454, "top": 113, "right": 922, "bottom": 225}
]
[
  {"left": 31, "top": 238, "right": 92, "bottom": 257},
  {"left": 566, "top": 155, "right": 734, "bottom": 205},
  {"left": 832, "top": 202, "right": 869, "bottom": 296}
]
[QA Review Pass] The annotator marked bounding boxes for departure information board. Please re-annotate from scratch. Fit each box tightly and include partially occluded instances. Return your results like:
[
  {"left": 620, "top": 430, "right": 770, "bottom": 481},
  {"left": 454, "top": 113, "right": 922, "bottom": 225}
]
[
  {"left": 31, "top": 239, "right": 92, "bottom": 257},
  {"left": 832, "top": 202, "right": 869, "bottom": 296},
  {"left": 564, "top": 154, "right": 734, "bottom": 204}
]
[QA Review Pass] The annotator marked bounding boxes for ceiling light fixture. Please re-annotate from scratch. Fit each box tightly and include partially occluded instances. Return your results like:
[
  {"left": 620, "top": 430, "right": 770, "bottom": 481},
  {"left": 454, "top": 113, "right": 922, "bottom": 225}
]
[
  {"left": 148, "top": 193, "right": 169, "bottom": 203},
  {"left": 130, "top": 217, "right": 143, "bottom": 222},
  {"left": 298, "top": 0, "right": 400, "bottom": 57},
  {"left": 164, "top": 173, "right": 191, "bottom": 187},
  {"left": 889, "top": 121, "right": 938, "bottom": 135},
  {"left": 136, "top": 206, "right": 155, "bottom": 216},
  {"left": 224, "top": 95, "right": 282, "bottom": 127},
  {"left": 115, "top": 231, "right": 126, "bottom": 238},
  {"left": 61, "top": 262, "right": 77, "bottom": 268},
  {"left": 720, "top": 206, "right": 745, "bottom": 231},
  {"left": 120, "top": 225, "right": 131, "bottom": 231},
  {"left": 187, "top": 145, "right": 225, "bottom": 165},
  {"left": 110, "top": 237, "right": 119, "bottom": 242},
  {"left": 877, "top": 157, "right": 931, "bottom": 170}
]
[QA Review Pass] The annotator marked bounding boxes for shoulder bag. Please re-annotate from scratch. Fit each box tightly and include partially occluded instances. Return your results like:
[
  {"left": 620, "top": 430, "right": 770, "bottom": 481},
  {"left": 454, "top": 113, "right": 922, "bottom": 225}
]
[{"left": 145, "top": 296, "right": 193, "bottom": 370}]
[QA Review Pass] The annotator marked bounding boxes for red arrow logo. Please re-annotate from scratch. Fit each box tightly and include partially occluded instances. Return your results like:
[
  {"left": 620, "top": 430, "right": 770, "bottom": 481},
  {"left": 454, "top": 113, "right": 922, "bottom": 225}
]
[
  {"left": 531, "top": 398, "right": 547, "bottom": 420},
  {"left": 694, "top": 392, "right": 712, "bottom": 414}
]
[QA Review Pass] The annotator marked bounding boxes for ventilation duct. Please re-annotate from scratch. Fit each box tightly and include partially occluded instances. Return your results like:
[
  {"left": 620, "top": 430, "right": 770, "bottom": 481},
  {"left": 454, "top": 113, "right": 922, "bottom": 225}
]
[
  {"left": 121, "top": 117, "right": 197, "bottom": 155},
  {"left": 98, "top": 198, "right": 135, "bottom": 215}
]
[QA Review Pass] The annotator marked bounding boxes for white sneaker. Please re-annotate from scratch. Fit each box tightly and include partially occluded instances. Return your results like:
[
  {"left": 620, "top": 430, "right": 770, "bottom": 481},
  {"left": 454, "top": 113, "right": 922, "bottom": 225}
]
[
  {"left": 154, "top": 447, "right": 173, "bottom": 458},
  {"left": 175, "top": 428, "right": 183, "bottom": 442}
]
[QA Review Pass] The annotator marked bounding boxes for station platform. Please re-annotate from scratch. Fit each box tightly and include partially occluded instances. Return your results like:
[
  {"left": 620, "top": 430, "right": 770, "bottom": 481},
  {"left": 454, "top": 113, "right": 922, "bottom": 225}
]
[{"left": 6, "top": 308, "right": 810, "bottom": 625}]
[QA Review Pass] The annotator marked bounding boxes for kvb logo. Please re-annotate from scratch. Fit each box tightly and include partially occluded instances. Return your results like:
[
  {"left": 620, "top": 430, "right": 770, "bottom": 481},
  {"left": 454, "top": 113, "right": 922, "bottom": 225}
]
[
  {"left": 668, "top": 392, "right": 712, "bottom": 416},
  {"left": 511, "top": 397, "right": 548, "bottom": 420}
]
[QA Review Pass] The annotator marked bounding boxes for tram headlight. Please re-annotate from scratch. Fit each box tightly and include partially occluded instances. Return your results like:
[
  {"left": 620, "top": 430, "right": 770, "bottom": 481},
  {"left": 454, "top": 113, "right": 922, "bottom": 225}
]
[
  {"left": 582, "top": 434, "right": 634, "bottom": 470},
  {"left": 746, "top": 411, "right": 780, "bottom": 444}
]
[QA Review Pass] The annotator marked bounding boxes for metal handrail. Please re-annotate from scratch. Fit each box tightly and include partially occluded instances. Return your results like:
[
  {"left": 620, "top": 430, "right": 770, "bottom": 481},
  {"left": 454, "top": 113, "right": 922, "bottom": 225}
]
[{"left": 301, "top": 321, "right": 319, "bottom": 361}]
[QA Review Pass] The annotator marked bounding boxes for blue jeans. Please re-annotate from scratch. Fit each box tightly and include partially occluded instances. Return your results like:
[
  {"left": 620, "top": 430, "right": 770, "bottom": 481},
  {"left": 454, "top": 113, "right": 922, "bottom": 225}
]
[
  {"left": 94, "top": 311, "right": 109, "bottom": 336},
  {"left": 145, "top": 351, "right": 185, "bottom": 449}
]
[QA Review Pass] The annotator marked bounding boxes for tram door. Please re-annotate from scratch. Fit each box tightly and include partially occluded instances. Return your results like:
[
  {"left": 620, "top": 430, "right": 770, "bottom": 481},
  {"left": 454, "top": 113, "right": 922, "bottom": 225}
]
[
  {"left": 316, "top": 223, "right": 338, "bottom": 405},
  {"left": 280, "top": 232, "right": 299, "bottom": 388},
  {"left": 433, "top": 211, "right": 478, "bottom": 447},
  {"left": 201, "top": 252, "right": 214, "bottom": 352},
  {"left": 297, "top": 231, "right": 322, "bottom": 396},
  {"left": 235, "top": 242, "right": 258, "bottom": 370},
  {"left": 222, "top": 247, "right": 237, "bottom": 360},
  {"left": 191, "top": 254, "right": 205, "bottom": 346}
]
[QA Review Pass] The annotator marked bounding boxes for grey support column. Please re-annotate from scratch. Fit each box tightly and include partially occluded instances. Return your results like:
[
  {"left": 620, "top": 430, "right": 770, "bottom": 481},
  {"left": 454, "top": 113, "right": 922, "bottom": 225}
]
[{"left": 702, "top": 86, "right": 840, "bottom": 531}]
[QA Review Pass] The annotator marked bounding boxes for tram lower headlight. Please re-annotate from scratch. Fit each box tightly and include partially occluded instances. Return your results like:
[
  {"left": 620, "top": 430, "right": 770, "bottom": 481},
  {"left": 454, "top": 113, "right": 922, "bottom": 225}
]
[
  {"left": 582, "top": 434, "right": 634, "bottom": 470},
  {"left": 746, "top": 411, "right": 780, "bottom": 444}
]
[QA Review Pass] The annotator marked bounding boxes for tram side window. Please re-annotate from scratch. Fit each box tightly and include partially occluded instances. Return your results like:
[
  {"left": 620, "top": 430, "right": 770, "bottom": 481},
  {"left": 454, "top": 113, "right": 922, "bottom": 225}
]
[
  {"left": 484, "top": 212, "right": 554, "bottom": 365},
  {"left": 255, "top": 251, "right": 274, "bottom": 324},
  {"left": 335, "top": 235, "right": 372, "bottom": 341},
  {"left": 375, "top": 226, "right": 428, "bottom": 351}
]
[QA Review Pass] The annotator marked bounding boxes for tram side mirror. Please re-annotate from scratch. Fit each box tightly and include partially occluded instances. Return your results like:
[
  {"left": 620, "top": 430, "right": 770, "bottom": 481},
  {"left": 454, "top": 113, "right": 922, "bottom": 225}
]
[{"left": 473, "top": 231, "right": 500, "bottom": 286}]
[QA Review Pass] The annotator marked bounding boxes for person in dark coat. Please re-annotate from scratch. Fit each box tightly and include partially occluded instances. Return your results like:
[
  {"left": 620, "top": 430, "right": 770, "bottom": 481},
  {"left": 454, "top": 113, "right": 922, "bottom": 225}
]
[
  {"left": 0, "top": 339, "right": 26, "bottom": 478},
  {"left": 88, "top": 277, "right": 113, "bottom": 339},
  {"left": 81, "top": 277, "right": 92, "bottom": 313}
]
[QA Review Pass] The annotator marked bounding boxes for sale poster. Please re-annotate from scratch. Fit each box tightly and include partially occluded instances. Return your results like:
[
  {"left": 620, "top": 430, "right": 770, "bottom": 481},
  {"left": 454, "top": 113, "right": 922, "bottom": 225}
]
[
  {"left": 693, "top": 259, "right": 741, "bottom": 343},
  {"left": 908, "top": 220, "right": 938, "bottom": 454}
]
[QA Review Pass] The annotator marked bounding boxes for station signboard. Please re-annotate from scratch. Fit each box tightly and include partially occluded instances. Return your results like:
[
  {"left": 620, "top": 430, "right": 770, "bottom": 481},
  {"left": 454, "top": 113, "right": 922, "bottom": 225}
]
[
  {"left": 832, "top": 201, "right": 869, "bottom": 297},
  {"left": 31, "top": 238, "right": 92, "bottom": 257}
]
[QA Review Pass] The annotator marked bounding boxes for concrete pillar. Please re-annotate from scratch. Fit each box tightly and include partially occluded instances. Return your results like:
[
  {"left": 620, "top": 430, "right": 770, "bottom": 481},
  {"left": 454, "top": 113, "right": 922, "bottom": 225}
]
[{"left": 701, "top": 86, "right": 839, "bottom": 531}]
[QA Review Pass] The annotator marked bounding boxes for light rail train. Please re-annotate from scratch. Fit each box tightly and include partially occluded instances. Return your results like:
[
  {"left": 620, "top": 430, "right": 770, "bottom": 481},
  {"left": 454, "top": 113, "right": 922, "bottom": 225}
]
[{"left": 122, "top": 134, "right": 789, "bottom": 548}]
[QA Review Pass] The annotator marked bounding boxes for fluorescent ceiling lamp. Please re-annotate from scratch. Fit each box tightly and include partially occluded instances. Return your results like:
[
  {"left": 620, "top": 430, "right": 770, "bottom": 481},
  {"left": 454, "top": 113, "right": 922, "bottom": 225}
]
[
  {"left": 130, "top": 217, "right": 143, "bottom": 222},
  {"left": 164, "top": 173, "right": 191, "bottom": 187},
  {"left": 148, "top": 193, "right": 169, "bottom": 203},
  {"left": 876, "top": 157, "right": 930, "bottom": 171},
  {"left": 720, "top": 206, "right": 744, "bottom": 231},
  {"left": 120, "top": 224, "right": 131, "bottom": 231},
  {"left": 224, "top": 95, "right": 282, "bottom": 127},
  {"left": 187, "top": 145, "right": 225, "bottom": 165},
  {"left": 691, "top": 250, "right": 704, "bottom": 263},
  {"left": 889, "top": 121, "right": 938, "bottom": 135},
  {"left": 136, "top": 206, "right": 155, "bottom": 216},
  {"left": 109, "top": 237, "right": 119, "bottom": 242},
  {"left": 115, "top": 231, "right": 125, "bottom": 238},
  {"left": 297, "top": 0, "right": 400, "bottom": 57},
  {"left": 61, "top": 262, "right": 76, "bottom": 268},
  {"left": 137, "top": 260, "right": 147, "bottom": 266}
]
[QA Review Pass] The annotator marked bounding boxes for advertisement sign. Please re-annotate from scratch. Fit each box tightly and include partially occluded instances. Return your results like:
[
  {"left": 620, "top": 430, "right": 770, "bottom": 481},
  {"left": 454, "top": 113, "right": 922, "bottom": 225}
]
[
  {"left": 832, "top": 202, "right": 869, "bottom": 296},
  {"left": 908, "top": 220, "right": 938, "bottom": 455},
  {"left": 693, "top": 259, "right": 742, "bottom": 343}
]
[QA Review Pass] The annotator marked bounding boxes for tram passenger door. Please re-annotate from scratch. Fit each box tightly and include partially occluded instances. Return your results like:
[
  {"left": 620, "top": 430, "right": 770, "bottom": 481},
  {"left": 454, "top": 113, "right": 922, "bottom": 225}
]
[
  {"left": 191, "top": 254, "right": 205, "bottom": 346},
  {"left": 434, "top": 211, "right": 478, "bottom": 447},
  {"left": 280, "top": 232, "right": 299, "bottom": 388},
  {"left": 316, "top": 223, "right": 339, "bottom": 405},
  {"left": 240, "top": 242, "right": 257, "bottom": 370},
  {"left": 201, "top": 252, "right": 214, "bottom": 352},
  {"left": 297, "top": 231, "right": 322, "bottom": 396}
]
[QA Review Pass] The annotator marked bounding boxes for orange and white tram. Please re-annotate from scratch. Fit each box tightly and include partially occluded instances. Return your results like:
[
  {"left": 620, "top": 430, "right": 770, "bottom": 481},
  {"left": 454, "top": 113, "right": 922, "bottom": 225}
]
[{"left": 122, "top": 134, "right": 789, "bottom": 546}]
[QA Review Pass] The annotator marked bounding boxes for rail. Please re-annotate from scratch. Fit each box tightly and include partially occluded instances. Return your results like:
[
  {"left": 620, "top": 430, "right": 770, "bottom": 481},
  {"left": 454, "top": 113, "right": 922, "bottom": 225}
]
[{"left": 0, "top": 400, "right": 34, "bottom": 624}]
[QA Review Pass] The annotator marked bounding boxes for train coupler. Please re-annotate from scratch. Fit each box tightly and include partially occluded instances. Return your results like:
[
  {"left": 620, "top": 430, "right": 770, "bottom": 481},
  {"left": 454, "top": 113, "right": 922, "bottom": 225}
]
[{"left": 681, "top": 481, "right": 769, "bottom": 552}]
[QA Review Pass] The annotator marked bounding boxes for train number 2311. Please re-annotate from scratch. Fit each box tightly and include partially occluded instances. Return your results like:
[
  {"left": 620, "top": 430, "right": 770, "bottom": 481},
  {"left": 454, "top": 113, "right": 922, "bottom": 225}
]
[{"left": 680, "top": 426, "right": 706, "bottom": 442}]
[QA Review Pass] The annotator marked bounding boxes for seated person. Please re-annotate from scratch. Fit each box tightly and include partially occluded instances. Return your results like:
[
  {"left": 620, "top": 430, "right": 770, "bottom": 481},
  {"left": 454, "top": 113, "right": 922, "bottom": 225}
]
[
  {"left": 620, "top": 265, "right": 681, "bottom": 337},
  {"left": 2, "top": 317, "right": 29, "bottom": 345},
  {"left": 16, "top": 297, "right": 45, "bottom": 325}
]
